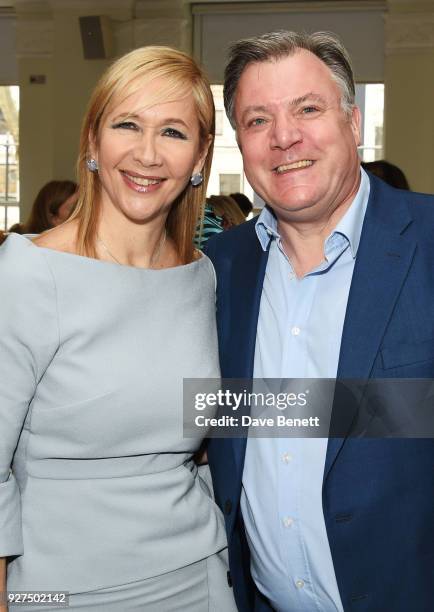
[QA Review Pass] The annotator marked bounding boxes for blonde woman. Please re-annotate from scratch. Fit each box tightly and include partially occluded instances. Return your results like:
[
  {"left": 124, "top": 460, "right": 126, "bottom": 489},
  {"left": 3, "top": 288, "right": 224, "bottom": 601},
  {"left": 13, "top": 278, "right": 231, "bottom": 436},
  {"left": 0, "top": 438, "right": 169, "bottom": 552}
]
[{"left": 0, "top": 47, "right": 236, "bottom": 611}]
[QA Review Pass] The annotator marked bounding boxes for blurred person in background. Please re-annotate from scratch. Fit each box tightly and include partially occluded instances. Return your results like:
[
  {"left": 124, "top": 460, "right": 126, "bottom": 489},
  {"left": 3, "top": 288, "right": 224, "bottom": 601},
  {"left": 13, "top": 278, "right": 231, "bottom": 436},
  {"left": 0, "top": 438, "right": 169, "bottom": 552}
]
[
  {"left": 361, "top": 160, "right": 410, "bottom": 190},
  {"left": 210, "top": 194, "right": 245, "bottom": 229},
  {"left": 230, "top": 192, "right": 253, "bottom": 218},
  {"left": 195, "top": 193, "right": 245, "bottom": 248},
  {"left": 8, "top": 180, "right": 78, "bottom": 234}
]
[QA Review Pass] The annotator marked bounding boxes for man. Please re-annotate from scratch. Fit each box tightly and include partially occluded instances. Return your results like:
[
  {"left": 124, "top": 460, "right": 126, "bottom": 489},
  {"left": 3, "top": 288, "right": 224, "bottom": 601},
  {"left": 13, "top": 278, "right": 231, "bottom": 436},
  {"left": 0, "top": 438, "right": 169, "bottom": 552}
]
[{"left": 205, "top": 31, "right": 434, "bottom": 612}]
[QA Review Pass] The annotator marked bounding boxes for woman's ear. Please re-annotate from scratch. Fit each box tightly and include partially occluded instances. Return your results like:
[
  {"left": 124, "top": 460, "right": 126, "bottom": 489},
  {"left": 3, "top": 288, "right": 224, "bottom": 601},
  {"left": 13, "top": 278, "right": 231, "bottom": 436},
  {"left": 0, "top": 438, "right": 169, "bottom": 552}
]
[
  {"left": 192, "top": 134, "right": 213, "bottom": 176},
  {"left": 88, "top": 133, "right": 98, "bottom": 163}
]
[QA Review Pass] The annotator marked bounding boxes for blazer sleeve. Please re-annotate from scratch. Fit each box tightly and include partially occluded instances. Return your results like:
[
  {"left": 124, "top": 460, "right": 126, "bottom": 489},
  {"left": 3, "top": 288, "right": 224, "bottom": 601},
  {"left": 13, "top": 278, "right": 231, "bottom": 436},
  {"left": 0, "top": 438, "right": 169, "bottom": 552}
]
[{"left": 0, "top": 237, "right": 59, "bottom": 556}]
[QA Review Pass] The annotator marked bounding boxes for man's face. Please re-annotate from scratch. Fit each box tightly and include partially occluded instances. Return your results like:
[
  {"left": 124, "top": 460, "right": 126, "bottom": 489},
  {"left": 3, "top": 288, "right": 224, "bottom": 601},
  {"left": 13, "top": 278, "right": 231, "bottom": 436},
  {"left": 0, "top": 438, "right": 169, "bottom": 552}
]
[{"left": 234, "top": 50, "right": 361, "bottom": 224}]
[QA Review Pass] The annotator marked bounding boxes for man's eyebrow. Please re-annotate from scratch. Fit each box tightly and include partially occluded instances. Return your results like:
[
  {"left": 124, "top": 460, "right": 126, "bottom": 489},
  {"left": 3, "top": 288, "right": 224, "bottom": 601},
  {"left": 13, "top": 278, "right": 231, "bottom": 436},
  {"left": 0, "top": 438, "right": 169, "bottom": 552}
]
[
  {"left": 239, "top": 94, "right": 327, "bottom": 121},
  {"left": 290, "top": 93, "right": 327, "bottom": 107},
  {"left": 240, "top": 105, "right": 269, "bottom": 122}
]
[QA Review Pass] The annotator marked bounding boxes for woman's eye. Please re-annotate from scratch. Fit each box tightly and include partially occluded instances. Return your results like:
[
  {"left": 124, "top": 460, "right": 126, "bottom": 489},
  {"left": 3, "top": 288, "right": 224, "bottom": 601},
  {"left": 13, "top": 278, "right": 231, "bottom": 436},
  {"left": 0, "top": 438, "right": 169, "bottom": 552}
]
[
  {"left": 112, "top": 121, "right": 138, "bottom": 130},
  {"left": 162, "top": 127, "right": 187, "bottom": 140}
]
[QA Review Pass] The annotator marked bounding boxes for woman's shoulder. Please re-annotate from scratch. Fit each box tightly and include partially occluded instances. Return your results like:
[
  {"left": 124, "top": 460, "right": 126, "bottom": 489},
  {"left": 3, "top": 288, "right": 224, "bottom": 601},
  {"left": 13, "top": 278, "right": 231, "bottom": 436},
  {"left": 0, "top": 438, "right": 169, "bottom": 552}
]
[
  {"left": 0, "top": 232, "right": 59, "bottom": 342},
  {"left": 0, "top": 231, "right": 57, "bottom": 293},
  {"left": 0, "top": 233, "right": 60, "bottom": 352},
  {"left": 189, "top": 251, "right": 217, "bottom": 293},
  {"left": 32, "top": 219, "right": 78, "bottom": 253}
]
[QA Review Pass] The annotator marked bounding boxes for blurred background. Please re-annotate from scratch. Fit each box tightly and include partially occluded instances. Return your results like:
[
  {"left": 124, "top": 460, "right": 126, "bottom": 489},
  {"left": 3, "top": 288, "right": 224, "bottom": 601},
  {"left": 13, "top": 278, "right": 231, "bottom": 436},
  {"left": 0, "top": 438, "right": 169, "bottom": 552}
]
[{"left": 0, "top": 0, "right": 432, "bottom": 228}]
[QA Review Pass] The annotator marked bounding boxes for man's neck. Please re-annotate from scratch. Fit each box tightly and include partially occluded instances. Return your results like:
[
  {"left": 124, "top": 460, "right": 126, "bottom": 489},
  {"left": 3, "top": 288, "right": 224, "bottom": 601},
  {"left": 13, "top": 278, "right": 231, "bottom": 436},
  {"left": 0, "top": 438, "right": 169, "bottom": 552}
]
[{"left": 277, "top": 197, "right": 353, "bottom": 278}]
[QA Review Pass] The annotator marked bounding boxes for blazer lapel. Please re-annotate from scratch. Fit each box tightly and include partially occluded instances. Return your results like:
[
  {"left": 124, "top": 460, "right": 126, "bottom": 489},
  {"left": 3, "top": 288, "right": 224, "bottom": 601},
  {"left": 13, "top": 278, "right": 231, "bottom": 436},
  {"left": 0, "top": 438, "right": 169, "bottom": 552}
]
[
  {"left": 223, "top": 230, "right": 269, "bottom": 379},
  {"left": 224, "top": 227, "right": 269, "bottom": 478},
  {"left": 325, "top": 177, "right": 416, "bottom": 478}
]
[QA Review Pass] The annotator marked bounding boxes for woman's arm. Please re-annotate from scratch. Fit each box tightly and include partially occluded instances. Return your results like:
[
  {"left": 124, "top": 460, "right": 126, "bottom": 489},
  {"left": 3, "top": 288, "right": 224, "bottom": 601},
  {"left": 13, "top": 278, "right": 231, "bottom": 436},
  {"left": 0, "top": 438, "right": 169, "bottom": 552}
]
[
  {"left": 0, "top": 240, "right": 58, "bottom": 581},
  {"left": 0, "top": 557, "right": 7, "bottom": 611}
]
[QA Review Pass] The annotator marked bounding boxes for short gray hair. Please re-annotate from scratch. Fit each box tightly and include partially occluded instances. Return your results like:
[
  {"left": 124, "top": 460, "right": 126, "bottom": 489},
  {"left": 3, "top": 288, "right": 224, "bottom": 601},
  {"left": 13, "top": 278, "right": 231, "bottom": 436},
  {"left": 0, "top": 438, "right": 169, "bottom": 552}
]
[{"left": 224, "top": 30, "right": 356, "bottom": 128}]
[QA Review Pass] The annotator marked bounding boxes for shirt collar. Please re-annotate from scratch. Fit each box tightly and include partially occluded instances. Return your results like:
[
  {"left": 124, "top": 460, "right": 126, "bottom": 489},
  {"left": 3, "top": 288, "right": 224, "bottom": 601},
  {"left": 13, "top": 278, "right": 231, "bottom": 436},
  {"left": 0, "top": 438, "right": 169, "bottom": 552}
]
[
  {"left": 255, "top": 167, "right": 370, "bottom": 258},
  {"left": 332, "top": 167, "right": 370, "bottom": 258},
  {"left": 255, "top": 206, "right": 279, "bottom": 251}
]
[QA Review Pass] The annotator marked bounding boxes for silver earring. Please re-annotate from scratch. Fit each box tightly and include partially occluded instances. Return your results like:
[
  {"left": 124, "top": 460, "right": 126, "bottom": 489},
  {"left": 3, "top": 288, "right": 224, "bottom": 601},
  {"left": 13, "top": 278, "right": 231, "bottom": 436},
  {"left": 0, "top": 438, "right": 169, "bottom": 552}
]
[
  {"left": 86, "top": 158, "right": 98, "bottom": 172},
  {"left": 190, "top": 172, "right": 203, "bottom": 187}
]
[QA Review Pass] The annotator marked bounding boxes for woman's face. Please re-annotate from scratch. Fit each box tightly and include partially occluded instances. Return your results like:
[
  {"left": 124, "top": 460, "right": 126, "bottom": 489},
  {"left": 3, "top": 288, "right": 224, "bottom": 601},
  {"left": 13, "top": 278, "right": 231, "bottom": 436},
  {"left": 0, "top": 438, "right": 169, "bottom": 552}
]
[
  {"left": 91, "top": 78, "right": 209, "bottom": 224},
  {"left": 51, "top": 191, "right": 78, "bottom": 226}
]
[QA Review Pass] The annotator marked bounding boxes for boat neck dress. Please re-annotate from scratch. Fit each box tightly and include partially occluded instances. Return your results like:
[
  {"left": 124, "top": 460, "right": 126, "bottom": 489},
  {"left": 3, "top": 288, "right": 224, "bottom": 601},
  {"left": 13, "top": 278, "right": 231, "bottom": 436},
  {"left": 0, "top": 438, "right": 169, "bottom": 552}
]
[{"left": 0, "top": 233, "right": 235, "bottom": 610}]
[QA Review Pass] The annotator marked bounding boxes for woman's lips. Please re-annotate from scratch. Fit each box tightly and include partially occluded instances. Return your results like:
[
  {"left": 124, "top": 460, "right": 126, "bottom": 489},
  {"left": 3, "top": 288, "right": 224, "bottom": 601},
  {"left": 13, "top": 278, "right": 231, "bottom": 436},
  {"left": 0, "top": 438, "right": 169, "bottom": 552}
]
[{"left": 121, "top": 171, "right": 165, "bottom": 193}]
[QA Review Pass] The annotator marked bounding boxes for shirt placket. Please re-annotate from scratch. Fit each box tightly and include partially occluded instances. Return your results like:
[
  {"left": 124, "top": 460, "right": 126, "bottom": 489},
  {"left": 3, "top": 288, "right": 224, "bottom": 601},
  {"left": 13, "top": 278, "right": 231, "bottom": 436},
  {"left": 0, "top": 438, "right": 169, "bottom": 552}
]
[{"left": 277, "top": 241, "right": 323, "bottom": 609}]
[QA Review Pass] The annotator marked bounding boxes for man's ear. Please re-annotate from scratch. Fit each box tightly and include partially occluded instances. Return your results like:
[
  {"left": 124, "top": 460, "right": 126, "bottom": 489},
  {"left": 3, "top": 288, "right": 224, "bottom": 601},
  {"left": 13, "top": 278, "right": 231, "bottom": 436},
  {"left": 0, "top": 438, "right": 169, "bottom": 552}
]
[
  {"left": 235, "top": 127, "right": 244, "bottom": 154},
  {"left": 351, "top": 105, "right": 362, "bottom": 147}
]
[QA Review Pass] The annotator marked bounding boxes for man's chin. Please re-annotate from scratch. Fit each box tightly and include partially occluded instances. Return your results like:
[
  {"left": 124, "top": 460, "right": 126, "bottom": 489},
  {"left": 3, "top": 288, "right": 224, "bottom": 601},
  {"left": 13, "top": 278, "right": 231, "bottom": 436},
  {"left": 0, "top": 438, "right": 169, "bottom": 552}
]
[{"left": 268, "top": 195, "right": 319, "bottom": 218}]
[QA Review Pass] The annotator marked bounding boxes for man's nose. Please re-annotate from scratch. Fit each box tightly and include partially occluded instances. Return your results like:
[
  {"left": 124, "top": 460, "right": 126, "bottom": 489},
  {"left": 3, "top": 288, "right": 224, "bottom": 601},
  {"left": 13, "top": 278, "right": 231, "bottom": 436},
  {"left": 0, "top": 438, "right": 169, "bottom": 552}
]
[{"left": 270, "top": 114, "right": 303, "bottom": 150}]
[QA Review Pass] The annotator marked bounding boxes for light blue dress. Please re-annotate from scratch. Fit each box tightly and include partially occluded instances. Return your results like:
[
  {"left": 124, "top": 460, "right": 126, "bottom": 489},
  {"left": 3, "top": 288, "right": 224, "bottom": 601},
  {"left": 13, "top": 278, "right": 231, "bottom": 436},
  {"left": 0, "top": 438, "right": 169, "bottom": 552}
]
[{"left": 0, "top": 234, "right": 235, "bottom": 610}]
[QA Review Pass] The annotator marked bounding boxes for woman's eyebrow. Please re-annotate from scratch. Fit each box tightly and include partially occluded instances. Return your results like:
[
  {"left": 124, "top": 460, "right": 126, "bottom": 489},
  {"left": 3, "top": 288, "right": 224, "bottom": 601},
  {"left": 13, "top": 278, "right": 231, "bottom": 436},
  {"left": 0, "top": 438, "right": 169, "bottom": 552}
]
[
  {"left": 111, "top": 113, "right": 189, "bottom": 128},
  {"left": 111, "top": 112, "right": 141, "bottom": 122},
  {"left": 160, "top": 117, "right": 189, "bottom": 128}
]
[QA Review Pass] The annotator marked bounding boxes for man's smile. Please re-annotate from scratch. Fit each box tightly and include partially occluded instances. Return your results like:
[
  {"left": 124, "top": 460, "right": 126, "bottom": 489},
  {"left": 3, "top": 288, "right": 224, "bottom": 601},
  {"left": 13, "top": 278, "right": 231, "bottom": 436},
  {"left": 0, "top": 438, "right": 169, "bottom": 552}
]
[{"left": 274, "top": 160, "right": 314, "bottom": 174}]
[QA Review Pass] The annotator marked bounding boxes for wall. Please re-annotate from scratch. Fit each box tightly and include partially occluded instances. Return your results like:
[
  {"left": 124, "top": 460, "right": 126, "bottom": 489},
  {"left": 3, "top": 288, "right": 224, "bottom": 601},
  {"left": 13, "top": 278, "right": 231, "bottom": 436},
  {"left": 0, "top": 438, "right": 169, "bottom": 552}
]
[
  {"left": 6, "top": 0, "right": 434, "bottom": 217},
  {"left": 13, "top": 0, "right": 195, "bottom": 218},
  {"left": 0, "top": 12, "right": 18, "bottom": 84},
  {"left": 385, "top": 0, "right": 434, "bottom": 192},
  {"left": 193, "top": 1, "right": 385, "bottom": 83},
  {"left": 15, "top": 0, "right": 133, "bottom": 216}
]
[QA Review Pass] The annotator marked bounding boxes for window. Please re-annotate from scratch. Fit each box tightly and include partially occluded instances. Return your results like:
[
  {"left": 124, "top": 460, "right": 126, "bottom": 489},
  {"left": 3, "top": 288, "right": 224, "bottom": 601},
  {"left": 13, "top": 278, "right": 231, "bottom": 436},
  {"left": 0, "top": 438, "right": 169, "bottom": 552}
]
[
  {"left": 356, "top": 83, "right": 384, "bottom": 162},
  {"left": 0, "top": 85, "right": 20, "bottom": 230},
  {"left": 215, "top": 110, "right": 224, "bottom": 136},
  {"left": 219, "top": 173, "right": 240, "bottom": 195},
  {"left": 208, "top": 85, "right": 254, "bottom": 202}
]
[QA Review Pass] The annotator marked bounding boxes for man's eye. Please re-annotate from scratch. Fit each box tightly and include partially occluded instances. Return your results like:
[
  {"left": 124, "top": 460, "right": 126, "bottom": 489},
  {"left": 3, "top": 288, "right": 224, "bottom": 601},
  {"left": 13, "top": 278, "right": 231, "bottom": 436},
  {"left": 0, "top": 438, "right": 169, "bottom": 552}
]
[
  {"left": 301, "top": 106, "right": 319, "bottom": 115},
  {"left": 112, "top": 121, "right": 138, "bottom": 130},
  {"left": 248, "top": 118, "right": 266, "bottom": 127},
  {"left": 162, "top": 127, "right": 187, "bottom": 140}
]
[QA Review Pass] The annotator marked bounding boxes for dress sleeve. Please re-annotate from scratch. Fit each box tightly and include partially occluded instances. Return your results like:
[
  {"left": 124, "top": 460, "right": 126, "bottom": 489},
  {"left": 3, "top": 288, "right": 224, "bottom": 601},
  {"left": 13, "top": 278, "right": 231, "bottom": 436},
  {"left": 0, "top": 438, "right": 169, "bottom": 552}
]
[{"left": 0, "top": 237, "right": 59, "bottom": 556}]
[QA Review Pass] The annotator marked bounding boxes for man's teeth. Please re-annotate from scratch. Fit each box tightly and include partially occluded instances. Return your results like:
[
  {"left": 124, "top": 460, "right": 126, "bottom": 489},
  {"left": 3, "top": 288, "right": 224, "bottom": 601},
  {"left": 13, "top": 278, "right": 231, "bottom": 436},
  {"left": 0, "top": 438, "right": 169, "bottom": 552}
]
[
  {"left": 124, "top": 173, "right": 161, "bottom": 186},
  {"left": 276, "top": 160, "right": 313, "bottom": 173}
]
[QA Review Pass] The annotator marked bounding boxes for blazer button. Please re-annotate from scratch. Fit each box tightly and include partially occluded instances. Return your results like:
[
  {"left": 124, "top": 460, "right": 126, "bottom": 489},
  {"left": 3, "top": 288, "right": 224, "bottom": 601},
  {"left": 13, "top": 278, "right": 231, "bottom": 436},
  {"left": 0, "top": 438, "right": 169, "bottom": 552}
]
[
  {"left": 227, "top": 571, "right": 233, "bottom": 587},
  {"left": 224, "top": 499, "right": 232, "bottom": 515}
]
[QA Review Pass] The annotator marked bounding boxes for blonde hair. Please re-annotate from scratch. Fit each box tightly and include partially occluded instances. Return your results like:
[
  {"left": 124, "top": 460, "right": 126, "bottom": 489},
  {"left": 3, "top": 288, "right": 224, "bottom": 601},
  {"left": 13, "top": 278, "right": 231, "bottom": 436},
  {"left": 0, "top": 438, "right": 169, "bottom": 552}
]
[
  {"left": 71, "top": 46, "right": 215, "bottom": 264},
  {"left": 208, "top": 195, "right": 245, "bottom": 226}
]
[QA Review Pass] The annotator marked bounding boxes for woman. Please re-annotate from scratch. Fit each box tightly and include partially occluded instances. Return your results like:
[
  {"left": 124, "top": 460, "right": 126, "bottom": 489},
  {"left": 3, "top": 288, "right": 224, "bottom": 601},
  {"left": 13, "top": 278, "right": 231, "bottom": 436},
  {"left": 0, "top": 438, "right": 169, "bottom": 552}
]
[
  {"left": 0, "top": 47, "right": 236, "bottom": 611},
  {"left": 8, "top": 180, "right": 78, "bottom": 234},
  {"left": 195, "top": 194, "right": 246, "bottom": 249}
]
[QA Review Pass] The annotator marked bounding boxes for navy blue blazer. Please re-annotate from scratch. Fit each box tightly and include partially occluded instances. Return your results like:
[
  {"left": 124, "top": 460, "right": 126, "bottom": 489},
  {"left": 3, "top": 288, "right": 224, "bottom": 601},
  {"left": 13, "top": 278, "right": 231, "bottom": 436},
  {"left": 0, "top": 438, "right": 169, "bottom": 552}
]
[{"left": 205, "top": 174, "right": 434, "bottom": 612}]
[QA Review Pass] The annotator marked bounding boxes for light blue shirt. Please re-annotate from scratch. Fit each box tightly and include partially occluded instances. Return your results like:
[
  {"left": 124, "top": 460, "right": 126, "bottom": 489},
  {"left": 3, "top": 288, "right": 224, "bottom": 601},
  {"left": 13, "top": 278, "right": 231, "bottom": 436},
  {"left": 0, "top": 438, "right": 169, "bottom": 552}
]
[{"left": 240, "top": 169, "right": 370, "bottom": 612}]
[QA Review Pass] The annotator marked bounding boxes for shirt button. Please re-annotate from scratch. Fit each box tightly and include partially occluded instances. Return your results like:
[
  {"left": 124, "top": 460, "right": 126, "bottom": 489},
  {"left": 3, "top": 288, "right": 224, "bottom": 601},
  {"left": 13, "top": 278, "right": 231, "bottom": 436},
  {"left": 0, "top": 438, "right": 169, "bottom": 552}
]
[
  {"left": 291, "top": 326, "right": 300, "bottom": 336},
  {"left": 283, "top": 516, "right": 294, "bottom": 528},
  {"left": 282, "top": 452, "right": 292, "bottom": 464},
  {"left": 295, "top": 579, "right": 305, "bottom": 589}
]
